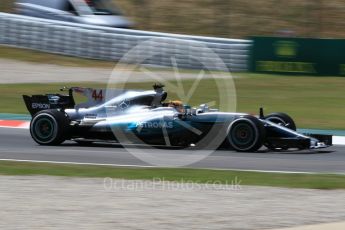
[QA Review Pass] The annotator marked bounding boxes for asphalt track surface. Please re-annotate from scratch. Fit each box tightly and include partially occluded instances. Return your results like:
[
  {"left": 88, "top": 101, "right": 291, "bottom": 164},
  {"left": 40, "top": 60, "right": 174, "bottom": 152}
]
[{"left": 1, "top": 127, "right": 345, "bottom": 174}]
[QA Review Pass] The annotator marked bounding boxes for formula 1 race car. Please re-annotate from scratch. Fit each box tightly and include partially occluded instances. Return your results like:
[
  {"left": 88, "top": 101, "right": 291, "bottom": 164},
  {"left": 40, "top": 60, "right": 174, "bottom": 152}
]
[{"left": 23, "top": 84, "right": 332, "bottom": 152}]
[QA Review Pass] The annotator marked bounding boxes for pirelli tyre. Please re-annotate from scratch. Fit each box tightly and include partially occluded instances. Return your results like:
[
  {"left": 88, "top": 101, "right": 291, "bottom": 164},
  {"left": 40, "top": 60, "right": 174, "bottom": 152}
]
[
  {"left": 227, "top": 116, "right": 266, "bottom": 152},
  {"left": 30, "top": 110, "right": 70, "bottom": 145},
  {"left": 264, "top": 112, "right": 296, "bottom": 131}
]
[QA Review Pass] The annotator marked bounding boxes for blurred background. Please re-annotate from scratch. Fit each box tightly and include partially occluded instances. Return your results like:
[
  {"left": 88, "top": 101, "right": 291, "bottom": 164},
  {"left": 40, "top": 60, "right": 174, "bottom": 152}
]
[{"left": 1, "top": 0, "right": 344, "bottom": 38}]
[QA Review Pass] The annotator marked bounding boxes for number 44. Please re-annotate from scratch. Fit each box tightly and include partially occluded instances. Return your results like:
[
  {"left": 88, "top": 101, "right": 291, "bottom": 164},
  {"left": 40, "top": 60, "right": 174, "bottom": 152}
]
[{"left": 92, "top": 90, "right": 103, "bottom": 101}]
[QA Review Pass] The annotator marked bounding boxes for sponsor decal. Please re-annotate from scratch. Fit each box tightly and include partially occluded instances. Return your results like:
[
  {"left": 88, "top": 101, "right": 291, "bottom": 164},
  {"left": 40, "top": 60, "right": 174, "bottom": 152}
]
[
  {"left": 84, "top": 114, "right": 97, "bottom": 119},
  {"left": 119, "top": 100, "right": 130, "bottom": 110},
  {"left": 32, "top": 103, "right": 50, "bottom": 109},
  {"left": 256, "top": 61, "right": 316, "bottom": 74},
  {"left": 136, "top": 121, "right": 174, "bottom": 133},
  {"left": 274, "top": 40, "right": 298, "bottom": 58}
]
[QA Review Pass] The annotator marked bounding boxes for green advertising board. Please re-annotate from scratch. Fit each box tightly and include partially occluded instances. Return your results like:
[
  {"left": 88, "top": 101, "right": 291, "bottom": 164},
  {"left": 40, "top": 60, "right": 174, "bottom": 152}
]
[{"left": 251, "top": 37, "right": 345, "bottom": 76}]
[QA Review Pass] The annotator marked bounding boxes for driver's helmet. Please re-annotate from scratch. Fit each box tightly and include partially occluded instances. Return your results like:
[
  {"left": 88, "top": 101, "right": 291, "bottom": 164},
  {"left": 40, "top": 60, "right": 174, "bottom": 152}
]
[{"left": 168, "top": 100, "right": 184, "bottom": 113}]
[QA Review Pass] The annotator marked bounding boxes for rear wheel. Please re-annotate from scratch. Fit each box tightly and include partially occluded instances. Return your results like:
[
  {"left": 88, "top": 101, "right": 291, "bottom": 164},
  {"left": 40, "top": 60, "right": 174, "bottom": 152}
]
[
  {"left": 30, "top": 110, "right": 69, "bottom": 145},
  {"left": 227, "top": 116, "right": 266, "bottom": 152},
  {"left": 264, "top": 112, "right": 296, "bottom": 131}
]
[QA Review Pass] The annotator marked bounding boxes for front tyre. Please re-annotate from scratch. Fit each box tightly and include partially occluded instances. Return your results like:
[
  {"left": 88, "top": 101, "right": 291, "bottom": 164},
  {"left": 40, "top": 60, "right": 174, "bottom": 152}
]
[
  {"left": 264, "top": 112, "right": 296, "bottom": 131},
  {"left": 30, "top": 110, "right": 69, "bottom": 145},
  {"left": 227, "top": 116, "right": 266, "bottom": 152}
]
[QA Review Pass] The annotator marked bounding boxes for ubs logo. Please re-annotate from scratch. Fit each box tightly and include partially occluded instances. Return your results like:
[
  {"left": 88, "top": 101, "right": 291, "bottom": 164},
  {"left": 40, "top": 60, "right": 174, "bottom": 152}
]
[{"left": 274, "top": 41, "right": 298, "bottom": 58}]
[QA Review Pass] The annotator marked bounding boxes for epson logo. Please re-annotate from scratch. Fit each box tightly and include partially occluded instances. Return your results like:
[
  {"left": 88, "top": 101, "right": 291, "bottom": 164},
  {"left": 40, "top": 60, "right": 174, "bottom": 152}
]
[{"left": 32, "top": 103, "right": 50, "bottom": 109}]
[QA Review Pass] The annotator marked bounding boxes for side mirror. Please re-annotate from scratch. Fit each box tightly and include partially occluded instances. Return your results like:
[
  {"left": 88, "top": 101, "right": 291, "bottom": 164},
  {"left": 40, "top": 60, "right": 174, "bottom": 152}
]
[{"left": 259, "top": 107, "right": 264, "bottom": 119}]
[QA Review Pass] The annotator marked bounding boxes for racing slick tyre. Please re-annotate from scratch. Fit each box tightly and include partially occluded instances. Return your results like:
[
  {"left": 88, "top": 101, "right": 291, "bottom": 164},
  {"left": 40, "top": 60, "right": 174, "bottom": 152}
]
[
  {"left": 30, "top": 110, "right": 70, "bottom": 145},
  {"left": 227, "top": 116, "right": 266, "bottom": 152},
  {"left": 264, "top": 112, "right": 296, "bottom": 131}
]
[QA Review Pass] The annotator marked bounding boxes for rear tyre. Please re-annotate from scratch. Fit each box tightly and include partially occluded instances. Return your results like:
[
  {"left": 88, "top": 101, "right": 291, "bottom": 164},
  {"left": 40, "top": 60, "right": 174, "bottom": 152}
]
[
  {"left": 30, "top": 110, "right": 69, "bottom": 145},
  {"left": 264, "top": 112, "right": 296, "bottom": 131},
  {"left": 227, "top": 116, "right": 266, "bottom": 152}
]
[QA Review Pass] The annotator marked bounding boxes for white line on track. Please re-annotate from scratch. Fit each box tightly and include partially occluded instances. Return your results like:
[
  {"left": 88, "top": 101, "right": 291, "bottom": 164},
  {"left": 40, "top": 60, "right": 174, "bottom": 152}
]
[
  {"left": 0, "top": 158, "right": 344, "bottom": 175},
  {"left": 333, "top": 136, "right": 345, "bottom": 145}
]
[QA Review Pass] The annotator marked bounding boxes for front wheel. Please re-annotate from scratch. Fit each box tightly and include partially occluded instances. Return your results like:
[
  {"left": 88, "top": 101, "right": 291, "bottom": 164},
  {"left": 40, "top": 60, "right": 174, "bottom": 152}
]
[
  {"left": 264, "top": 112, "right": 296, "bottom": 131},
  {"left": 227, "top": 116, "right": 266, "bottom": 152},
  {"left": 30, "top": 110, "right": 69, "bottom": 145}
]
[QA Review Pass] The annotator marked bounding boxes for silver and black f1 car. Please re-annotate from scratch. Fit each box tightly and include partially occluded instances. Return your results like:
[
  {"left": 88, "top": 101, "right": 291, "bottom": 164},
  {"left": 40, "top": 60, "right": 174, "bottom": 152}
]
[{"left": 23, "top": 84, "right": 332, "bottom": 152}]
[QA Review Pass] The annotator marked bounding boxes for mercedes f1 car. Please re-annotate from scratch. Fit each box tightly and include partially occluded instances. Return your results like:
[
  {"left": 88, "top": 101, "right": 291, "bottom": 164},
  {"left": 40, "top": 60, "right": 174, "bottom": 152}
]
[{"left": 23, "top": 84, "right": 332, "bottom": 152}]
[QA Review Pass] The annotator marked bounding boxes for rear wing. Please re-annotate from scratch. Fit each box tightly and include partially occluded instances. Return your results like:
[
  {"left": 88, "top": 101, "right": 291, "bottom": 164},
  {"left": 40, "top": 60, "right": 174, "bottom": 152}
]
[
  {"left": 23, "top": 87, "right": 126, "bottom": 116},
  {"left": 23, "top": 90, "right": 75, "bottom": 116}
]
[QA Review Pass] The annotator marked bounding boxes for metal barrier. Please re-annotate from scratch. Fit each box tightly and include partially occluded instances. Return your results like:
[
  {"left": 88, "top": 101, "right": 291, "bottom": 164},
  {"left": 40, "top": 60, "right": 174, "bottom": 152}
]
[{"left": 0, "top": 13, "right": 251, "bottom": 71}]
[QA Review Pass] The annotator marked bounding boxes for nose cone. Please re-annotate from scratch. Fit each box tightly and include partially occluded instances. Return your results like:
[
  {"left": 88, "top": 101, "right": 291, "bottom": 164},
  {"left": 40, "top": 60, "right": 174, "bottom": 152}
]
[{"left": 80, "top": 15, "right": 133, "bottom": 28}]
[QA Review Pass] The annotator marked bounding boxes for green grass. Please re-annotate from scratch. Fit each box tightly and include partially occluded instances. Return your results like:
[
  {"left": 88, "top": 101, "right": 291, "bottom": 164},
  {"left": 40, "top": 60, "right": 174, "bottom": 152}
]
[
  {"left": 0, "top": 161, "right": 344, "bottom": 189},
  {"left": 2, "top": 74, "right": 345, "bottom": 130},
  {"left": 235, "top": 73, "right": 345, "bottom": 130}
]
